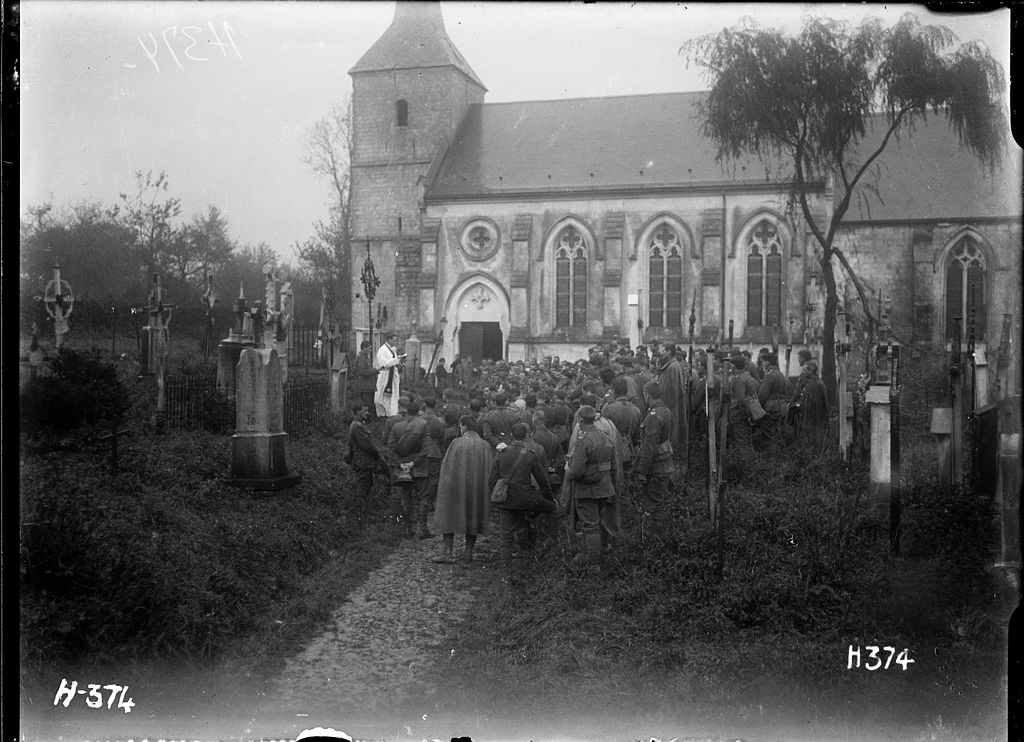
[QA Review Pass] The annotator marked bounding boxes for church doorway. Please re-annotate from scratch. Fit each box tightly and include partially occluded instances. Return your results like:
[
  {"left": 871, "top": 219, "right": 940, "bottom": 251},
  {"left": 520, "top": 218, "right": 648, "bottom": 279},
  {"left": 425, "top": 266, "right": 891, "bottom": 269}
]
[{"left": 459, "top": 322, "right": 503, "bottom": 361}]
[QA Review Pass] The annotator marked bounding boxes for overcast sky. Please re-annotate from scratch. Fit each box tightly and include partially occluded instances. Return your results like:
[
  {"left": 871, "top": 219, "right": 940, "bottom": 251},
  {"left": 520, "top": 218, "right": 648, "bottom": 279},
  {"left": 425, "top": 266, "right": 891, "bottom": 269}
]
[{"left": 20, "top": 2, "right": 1013, "bottom": 262}]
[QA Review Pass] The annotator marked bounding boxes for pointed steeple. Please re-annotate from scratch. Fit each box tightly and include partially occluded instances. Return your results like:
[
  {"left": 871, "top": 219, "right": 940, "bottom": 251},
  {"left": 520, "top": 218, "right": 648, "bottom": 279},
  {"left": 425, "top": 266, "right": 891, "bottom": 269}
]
[{"left": 349, "top": 1, "right": 486, "bottom": 90}]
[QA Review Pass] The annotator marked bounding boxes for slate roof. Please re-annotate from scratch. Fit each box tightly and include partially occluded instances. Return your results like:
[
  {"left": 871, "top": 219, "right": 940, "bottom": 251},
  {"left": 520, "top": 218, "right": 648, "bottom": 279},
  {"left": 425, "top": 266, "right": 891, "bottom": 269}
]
[
  {"left": 838, "top": 114, "right": 1021, "bottom": 223},
  {"left": 349, "top": 2, "right": 486, "bottom": 90},
  {"left": 425, "top": 91, "right": 1020, "bottom": 222},
  {"left": 426, "top": 92, "right": 770, "bottom": 200}
]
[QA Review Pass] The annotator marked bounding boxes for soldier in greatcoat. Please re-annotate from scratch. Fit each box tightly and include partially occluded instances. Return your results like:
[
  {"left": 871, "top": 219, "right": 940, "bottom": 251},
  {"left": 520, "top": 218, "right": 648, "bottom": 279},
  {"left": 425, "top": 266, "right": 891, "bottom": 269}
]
[
  {"left": 656, "top": 343, "right": 689, "bottom": 451},
  {"left": 634, "top": 381, "right": 676, "bottom": 537},
  {"left": 755, "top": 352, "right": 791, "bottom": 451}
]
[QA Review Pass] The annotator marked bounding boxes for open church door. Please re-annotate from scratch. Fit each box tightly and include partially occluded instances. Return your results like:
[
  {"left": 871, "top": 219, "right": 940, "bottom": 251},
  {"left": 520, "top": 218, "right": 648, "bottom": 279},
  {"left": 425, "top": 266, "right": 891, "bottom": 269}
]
[{"left": 460, "top": 322, "right": 503, "bottom": 361}]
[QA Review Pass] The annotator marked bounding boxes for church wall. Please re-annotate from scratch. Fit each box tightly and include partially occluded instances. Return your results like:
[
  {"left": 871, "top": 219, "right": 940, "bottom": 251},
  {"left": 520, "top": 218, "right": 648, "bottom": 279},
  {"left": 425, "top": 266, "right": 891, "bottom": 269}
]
[
  {"left": 424, "top": 190, "right": 830, "bottom": 360},
  {"left": 836, "top": 219, "right": 1021, "bottom": 379}
]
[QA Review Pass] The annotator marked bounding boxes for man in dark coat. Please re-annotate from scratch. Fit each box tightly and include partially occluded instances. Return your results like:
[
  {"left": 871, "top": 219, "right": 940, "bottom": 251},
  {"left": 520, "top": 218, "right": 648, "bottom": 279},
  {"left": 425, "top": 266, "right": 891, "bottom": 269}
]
[
  {"left": 727, "top": 351, "right": 759, "bottom": 449},
  {"left": 386, "top": 401, "right": 433, "bottom": 538},
  {"left": 490, "top": 423, "right": 558, "bottom": 578},
  {"left": 482, "top": 393, "right": 520, "bottom": 448},
  {"left": 634, "top": 381, "right": 675, "bottom": 537},
  {"left": 531, "top": 409, "right": 564, "bottom": 490},
  {"left": 431, "top": 416, "right": 493, "bottom": 563},
  {"left": 434, "top": 357, "right": 448, "bottom": 390},
  {"left": 656, "top": 343, "right": 689, "bottom": 454},
  {"left": 347, "top": 402, "right": 384, "bottom": 499},
  {"left": 419, "top": 396, "right": 448, "bottom": 538},
  {"left": 755, "top": 352, "right": 791, "bottom": 451},
  {"left": 601, "top": 377, "right": 643, "bottom": 478},
  {"left": 796, "top": 360, "right": 829, "bottom": 445},
  {"left": 352, "top": 340, "right": 378, "bottom": 420}
]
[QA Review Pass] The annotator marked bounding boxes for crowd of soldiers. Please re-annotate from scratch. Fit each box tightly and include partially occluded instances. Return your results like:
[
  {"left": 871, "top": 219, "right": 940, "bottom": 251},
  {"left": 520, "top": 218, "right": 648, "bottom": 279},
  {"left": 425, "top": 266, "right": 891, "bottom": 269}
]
[{"left": 345, "top": 337, "right": 829, "bottom": 580}]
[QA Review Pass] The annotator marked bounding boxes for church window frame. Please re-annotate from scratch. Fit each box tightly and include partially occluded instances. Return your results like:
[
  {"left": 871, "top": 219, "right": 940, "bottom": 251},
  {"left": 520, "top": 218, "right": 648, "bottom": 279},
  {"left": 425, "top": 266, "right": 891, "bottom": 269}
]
[
  {"left": 396, "top": 99, "right": 408, "bottom": 127},
  {"left": 647, "top": 223, "right": 685, "bottom": 328},
  {"left": 554, "top": 226, "right": 588, "bottom": 329},
  {"left": 944, "top": 234, "right": 987, "bottom": 341},
  {"left": 457, "top": 218, "right": 501, "bottom": 262},
  {"left": 744, "top": 217, "right": 784, "bottom": 330}
]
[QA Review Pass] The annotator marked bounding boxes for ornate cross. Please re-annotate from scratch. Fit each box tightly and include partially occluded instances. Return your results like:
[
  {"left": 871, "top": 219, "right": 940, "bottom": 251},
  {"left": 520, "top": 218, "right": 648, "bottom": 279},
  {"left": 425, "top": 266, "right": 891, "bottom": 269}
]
[
  {"left": 469, "top": 286, "right": 491, "bottom": 310},
  {"left": 43, "top": 261, "right": 75, "bottom": 347},
  {"left": 470, "top": 226, "right": 492, "bottom": 251},
  {"left": 655, "top": 225, "right": 676, "bottom": 247}
]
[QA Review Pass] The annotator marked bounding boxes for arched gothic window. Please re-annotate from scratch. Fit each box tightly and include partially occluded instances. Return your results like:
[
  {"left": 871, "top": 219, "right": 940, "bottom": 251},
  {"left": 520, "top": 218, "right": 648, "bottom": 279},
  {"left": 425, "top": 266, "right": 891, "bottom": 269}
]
[
  {"left": 555, "top": 227, "right": 588, "bottom": 328},
  {"left": 648, "top": 225, "right": 683, "bottom": 328},
  {"left": 396, "top": 99, "right": 408, "bottom": 127},
  {"left": 945, "top": 236, "right": 986, "bottom": 340},
  {"left": 745, "top": 219, "right": 783, "bottom": 328}
]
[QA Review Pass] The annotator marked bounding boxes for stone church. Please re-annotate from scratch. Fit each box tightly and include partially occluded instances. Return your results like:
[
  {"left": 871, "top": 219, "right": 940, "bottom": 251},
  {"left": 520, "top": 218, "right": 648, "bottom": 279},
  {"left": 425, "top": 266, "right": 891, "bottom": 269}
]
[{"left": 347, "top": 2, "right": 1021, "bottom": 384}]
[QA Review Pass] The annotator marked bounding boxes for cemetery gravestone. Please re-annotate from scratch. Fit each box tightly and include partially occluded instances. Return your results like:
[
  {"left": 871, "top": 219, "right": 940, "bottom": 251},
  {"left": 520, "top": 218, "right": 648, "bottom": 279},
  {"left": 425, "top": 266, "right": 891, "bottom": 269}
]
[{"left": 228, "top": 347, "right": 301, "bottom": 490}]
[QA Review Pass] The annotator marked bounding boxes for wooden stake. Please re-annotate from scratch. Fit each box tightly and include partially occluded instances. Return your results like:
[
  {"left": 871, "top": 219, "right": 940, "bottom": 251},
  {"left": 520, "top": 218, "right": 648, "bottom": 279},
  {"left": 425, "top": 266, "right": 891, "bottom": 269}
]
[
  {"left": 890, "top": 344, "right": 902, "bottom": 555},
  {"left": 951, "top": 318, "right": 964, "bottom": 488},
  {"left": 707, "top": 347, "right": 718, "bottom": 524}
]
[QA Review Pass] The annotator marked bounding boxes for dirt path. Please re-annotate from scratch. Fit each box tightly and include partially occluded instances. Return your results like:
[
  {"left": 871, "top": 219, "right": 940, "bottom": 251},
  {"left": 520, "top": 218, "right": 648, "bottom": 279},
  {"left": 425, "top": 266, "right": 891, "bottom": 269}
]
[{"left": 272, "top": 531, "right": 501, "bottom": 718}]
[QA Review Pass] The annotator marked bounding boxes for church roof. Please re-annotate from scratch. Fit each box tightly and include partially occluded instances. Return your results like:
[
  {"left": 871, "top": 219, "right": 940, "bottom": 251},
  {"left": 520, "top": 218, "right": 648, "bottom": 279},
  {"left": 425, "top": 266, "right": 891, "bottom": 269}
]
[
  {"left": 837, "top": 114, "right": 1021, "bottom": 223},
  {"left": 426, "top": 92, "right": 770, "bottom": 200},
  {"left": 349, "top": 2, "right": 486, "bottom": 90},
  {"left": 425, "top": 91, "right": 1020, "bottom": 222}
]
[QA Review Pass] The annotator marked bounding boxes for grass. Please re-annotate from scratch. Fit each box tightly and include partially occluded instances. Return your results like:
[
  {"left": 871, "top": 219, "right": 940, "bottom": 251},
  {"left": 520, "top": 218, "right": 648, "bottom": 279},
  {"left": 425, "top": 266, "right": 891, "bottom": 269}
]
[
  {"left": 19, "top": 391, "right": 401, "bottom": 684},
  {"left": 429, "top": 441, "right": 1011, "bottom": 736}
]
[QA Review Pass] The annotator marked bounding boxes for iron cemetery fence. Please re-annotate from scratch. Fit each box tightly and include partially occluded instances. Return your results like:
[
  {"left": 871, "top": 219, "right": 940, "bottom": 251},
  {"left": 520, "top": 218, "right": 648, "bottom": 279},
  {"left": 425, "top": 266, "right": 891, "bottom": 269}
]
[{"left": 163, "top": 372, "right": 332, "bottom": 435}]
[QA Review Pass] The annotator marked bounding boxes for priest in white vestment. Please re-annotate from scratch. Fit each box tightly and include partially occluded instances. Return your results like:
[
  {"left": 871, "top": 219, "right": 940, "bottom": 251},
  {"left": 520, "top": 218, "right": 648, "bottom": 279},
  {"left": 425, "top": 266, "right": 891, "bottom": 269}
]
[{"left": 375, "top": 332, "right": 405, "bottom": 417}]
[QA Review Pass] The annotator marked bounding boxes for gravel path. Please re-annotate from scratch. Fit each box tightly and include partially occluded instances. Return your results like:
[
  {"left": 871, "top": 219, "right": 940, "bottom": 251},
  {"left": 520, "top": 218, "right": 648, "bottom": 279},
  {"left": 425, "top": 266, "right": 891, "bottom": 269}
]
[{"left": 273, "top": 531, "right": 501, "bottom": 718}]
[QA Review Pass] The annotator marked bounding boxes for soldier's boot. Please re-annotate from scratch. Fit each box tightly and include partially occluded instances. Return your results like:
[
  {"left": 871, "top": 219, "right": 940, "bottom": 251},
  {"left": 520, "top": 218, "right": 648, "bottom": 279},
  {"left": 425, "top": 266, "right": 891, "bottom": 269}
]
[
  {"left": 570, "top": 530, "right": 602, "bottom": 570},
  {"left": 464, "top": 534, "right": 477, "bottom": 564},
  {"left": 401, "top": 488, "right": 415, "bottom": 537},
  {"left": 417, "top": 501, "right": 433, "bottom": 539},
  {"left": 431, "top": 533, "right": 455, "bottom": 563}
]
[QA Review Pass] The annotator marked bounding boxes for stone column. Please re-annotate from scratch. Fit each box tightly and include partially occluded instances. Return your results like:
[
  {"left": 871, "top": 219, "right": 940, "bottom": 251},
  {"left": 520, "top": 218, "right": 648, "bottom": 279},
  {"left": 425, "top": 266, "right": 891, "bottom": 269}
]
[
  {"left": 217, "top": 284, "right": 255, "bottom": 396},
  {"left": 229, "top": 348, "right": 301, "bottom": 490},
  {"left": 866, "top": 383, "right": 891, "bottom": 504},
  {"left": 995, "top": 402, "right": 1020, "bottom": 588},
  {"left": 973, "top": 346, "right": 990, "bottom": 409},
  {"left": 405, "top": 333, "right": 422, "bottom": 383},
  {"left": 930, "top": 407, "right": 953, "bottom": 493}
]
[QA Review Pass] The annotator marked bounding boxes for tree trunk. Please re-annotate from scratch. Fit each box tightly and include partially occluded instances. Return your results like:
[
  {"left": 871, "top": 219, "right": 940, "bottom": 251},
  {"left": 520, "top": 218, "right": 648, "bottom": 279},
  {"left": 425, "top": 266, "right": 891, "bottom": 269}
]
[{"left": 820, "top": 254, "right": 839, "bottom": 409}]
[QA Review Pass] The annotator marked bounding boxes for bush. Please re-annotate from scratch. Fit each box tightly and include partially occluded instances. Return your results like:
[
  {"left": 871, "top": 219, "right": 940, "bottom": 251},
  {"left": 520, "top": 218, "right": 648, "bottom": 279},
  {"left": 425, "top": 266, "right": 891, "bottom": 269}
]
[{"left": 20, "top": 347, "right": 130, "bottom": 441}]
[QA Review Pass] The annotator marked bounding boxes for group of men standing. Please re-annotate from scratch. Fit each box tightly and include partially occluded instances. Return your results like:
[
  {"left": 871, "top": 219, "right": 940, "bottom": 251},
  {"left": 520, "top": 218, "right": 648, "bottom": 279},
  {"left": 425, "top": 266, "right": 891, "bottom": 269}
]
[{"left": 345, "top": 334, "right": 830, "bottom": 580}]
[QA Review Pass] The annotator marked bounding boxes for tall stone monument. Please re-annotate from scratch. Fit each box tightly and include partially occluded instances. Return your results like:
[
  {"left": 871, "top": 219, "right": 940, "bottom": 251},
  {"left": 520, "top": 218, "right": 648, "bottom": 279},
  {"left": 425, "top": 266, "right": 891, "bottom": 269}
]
[
  {"left": 228, "top": 263, "right": 301, "bottom": 490},
  {"left": 228, "top": 347, "right": 301, "bottom": 490},
  {"left": 217, "top": 283, "right": 256, "bottom": 396}
]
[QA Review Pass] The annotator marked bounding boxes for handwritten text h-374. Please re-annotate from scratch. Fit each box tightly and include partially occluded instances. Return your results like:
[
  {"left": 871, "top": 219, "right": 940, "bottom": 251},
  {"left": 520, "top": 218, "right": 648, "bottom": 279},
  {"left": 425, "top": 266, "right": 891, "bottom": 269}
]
[{"left": 136, "top": 21, "right": 242, "bottom": 73}]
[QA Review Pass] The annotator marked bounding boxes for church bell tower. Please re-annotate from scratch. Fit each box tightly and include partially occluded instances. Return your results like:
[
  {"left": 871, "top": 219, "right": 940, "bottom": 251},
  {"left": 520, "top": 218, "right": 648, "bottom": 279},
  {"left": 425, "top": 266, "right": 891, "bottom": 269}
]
[{"left": 348, "top": 1, "right": 486, "bottom": 342}]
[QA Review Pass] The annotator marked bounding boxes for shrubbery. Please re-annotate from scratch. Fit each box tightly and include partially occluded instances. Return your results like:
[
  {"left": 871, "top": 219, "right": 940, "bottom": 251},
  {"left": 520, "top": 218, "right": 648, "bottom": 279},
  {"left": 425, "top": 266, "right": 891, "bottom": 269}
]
[{"left": 19, "top": 347, "right": 130, "bottom": 442}]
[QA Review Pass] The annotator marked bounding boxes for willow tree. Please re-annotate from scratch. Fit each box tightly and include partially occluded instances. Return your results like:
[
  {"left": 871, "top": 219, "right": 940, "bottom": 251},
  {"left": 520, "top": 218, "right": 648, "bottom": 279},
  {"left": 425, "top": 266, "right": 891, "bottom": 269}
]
[{"left": 682, "top": 13, "right": 1007, "bottom": 403}]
